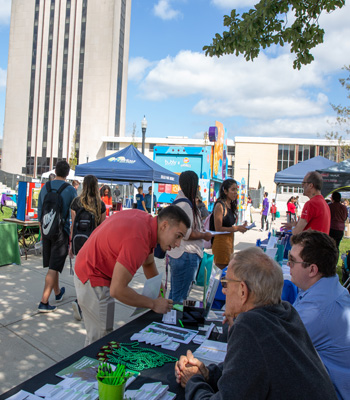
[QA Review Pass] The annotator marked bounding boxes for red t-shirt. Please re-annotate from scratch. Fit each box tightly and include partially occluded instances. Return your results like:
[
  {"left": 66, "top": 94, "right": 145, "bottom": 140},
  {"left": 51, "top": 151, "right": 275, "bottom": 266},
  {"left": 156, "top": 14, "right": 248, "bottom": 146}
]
[
  {"left": 287, "top": 202, "right": 296, "bottom": 214},
  {"left": 301, "top": 195, "right": 331, "bottom": 233},
  {"left": 75, "top": 209, "right": 158, "bottom": 287}
]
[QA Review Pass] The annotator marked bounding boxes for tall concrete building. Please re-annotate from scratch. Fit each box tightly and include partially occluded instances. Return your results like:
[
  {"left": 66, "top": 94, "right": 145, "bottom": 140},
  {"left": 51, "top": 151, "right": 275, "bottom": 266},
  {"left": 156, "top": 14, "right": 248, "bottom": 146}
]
[{"left": 2, "top": 0, "right": 131, "bottom": 177}]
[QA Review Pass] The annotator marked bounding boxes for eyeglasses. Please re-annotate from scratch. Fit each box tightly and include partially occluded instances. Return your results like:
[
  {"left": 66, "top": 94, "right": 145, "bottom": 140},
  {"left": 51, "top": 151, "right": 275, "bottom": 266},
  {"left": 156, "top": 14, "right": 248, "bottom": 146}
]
[
  {"left": 287, "top": 252, "right": 310, "bottom": 267},
  {"left": 220, "top": 278, "right": 241, "bottom": 288}
]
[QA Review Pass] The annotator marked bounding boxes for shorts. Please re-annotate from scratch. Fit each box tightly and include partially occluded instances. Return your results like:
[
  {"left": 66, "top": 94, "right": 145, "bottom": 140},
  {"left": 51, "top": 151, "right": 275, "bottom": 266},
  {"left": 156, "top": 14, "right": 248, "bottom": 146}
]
[{"left": 42, "top": 230, "right": 69, "bottom": 273}]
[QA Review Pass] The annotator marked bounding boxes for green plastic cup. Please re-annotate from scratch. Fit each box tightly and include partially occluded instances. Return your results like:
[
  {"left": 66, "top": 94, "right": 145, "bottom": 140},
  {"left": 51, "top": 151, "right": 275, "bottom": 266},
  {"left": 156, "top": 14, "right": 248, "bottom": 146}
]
[{"left": 97, "top": 376, "right": 126, "bottom": 400}]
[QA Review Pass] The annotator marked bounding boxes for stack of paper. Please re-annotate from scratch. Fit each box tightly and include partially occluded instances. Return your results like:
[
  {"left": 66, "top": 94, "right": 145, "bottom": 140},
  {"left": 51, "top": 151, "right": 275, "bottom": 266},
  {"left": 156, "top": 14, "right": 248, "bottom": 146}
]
[
  {"left": 130, "top": 332, "right": 180, "bottom": 351},
  {"left": 124, "top": 382, "right": 176, "bottom": 400},
  {"left": 192, "top": 339, "right": 227, "bottom": 365}
]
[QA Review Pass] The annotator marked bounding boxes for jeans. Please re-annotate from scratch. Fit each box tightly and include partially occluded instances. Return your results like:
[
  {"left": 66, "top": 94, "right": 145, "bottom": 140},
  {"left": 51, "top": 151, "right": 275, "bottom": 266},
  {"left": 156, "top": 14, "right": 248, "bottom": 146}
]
[
  {"left": 261, "top": 214, "right": 269, "bottom": 230},
  {"left": 169, "top": 252, "right": 201, "bottom": 303}
]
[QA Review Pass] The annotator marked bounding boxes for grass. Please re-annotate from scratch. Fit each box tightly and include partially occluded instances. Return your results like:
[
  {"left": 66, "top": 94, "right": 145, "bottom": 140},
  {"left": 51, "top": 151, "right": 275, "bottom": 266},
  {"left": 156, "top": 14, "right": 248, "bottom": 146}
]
[
  {"left": 0, "top": 206, "right": 14, "bottom": 221},
  {"left": 337, "top": 237, "right": 350, "bottom": 281}
]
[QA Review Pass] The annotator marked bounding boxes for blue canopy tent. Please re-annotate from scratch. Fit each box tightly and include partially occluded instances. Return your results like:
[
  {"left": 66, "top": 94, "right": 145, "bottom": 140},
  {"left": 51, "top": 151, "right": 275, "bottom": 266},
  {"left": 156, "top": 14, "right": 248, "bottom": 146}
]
[
  {"left": 75, "top": 145, "right": 179, "bottom": 211},
  {"left": 274, "top": 156, "right": 337, "bottom": 186},
  {"left": 317, "top": 159, "right": 350, "bottom": 197}
]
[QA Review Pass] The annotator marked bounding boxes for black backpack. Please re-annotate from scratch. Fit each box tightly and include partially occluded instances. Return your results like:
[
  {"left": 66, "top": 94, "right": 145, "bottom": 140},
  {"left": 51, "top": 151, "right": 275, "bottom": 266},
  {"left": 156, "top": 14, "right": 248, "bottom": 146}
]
[
  {"left": 40, "top": 181, "right": 70, "bottom": 239},
  {"left": 72, "top": 208, "right": 96, "bottom": 255}
]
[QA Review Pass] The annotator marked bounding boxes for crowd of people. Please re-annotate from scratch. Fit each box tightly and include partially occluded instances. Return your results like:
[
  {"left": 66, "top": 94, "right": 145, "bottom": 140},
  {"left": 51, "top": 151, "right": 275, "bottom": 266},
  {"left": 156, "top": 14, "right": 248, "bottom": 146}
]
[{"left": 35, "top": 162, "right": 350, "bottom": 399}]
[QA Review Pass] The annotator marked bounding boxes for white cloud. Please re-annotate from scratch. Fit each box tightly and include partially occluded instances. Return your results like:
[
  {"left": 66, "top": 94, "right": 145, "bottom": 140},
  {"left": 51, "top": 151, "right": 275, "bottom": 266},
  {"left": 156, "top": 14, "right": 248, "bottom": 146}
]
[
  {"left": 138, "top": 50, "right": 326, "bottom": 120},
  {"left": 153, "top": 0, "right": 181, "bottom": 20},
  {"left": 210, "top": 0, "right": 256, "bottom": 10},
  {"left": 0, "top": 0, "right": 11, "bottom": 25},
  {"left": 0, "top": 68, "right": 6, "bottom": 89},
  {"left": 239, "top": 116, "right": 337, "bottom": 138},
  {"left": 128, "top": 57, "right": 153, "bottom": 81}
]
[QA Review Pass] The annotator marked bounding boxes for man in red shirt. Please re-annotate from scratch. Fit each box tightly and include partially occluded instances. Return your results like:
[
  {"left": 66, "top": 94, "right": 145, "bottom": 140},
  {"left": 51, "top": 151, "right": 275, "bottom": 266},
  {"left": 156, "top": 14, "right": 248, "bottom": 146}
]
[
  {"left": 283, "top": 171, "right": 330, "bottom": 235},
  {"left": 74, "top": 205, "right": 190, "bottom": 345}
]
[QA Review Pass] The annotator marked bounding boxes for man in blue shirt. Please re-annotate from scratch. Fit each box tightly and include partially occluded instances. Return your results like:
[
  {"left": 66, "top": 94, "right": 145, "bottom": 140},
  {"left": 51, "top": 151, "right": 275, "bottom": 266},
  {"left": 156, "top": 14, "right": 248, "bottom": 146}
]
[
  {"left": 135, "top": 186, "right": 147, "bottom": 212},
  {"left": 144, "top": 186, "right": 157, "bottom": 214},
  {"left": 290, "top": 230, "right": 350, "bottom": 399},
  {"left": 37, "top": 161, "right": 77, "bottom": 312}
]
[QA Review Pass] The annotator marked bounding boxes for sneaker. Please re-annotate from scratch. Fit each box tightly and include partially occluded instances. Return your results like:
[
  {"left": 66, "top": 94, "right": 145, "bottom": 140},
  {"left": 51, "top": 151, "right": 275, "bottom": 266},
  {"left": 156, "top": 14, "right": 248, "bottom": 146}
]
[
  {"left": 38, "top": 302, "right": 57, "bottom": 313},
  {"left": 72, "top": 300, "right": 83, "bottom": 321},
  {"left": 259, "top": 228, "right": 263, "bottom": 232},
  {"left": 55, "top": 287, "right": 65, "bottom": 302}
]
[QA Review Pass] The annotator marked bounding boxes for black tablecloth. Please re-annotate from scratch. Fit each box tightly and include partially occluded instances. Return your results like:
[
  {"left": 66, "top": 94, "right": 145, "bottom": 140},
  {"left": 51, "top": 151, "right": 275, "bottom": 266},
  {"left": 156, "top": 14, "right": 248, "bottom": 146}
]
[{"left": 0, "top": 311, "right": 200, "bottom": 399}]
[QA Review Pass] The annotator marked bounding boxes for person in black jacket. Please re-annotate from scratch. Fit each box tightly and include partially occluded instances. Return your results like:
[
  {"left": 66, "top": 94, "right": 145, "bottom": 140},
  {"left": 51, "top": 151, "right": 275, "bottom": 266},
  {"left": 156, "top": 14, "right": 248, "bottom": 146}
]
[{"left": 175, "top": 247, "right": 337, "bottom": 400}]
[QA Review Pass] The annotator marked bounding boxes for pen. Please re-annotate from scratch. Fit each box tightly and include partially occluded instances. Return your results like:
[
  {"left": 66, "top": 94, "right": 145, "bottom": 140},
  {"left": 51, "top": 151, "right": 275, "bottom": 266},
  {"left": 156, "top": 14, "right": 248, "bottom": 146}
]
[
  {"left": 178, "top": 319, "right": 184, "bottom": 328},
  {"left": 160, "top": 288, "right": 165, "bottom": 298}
]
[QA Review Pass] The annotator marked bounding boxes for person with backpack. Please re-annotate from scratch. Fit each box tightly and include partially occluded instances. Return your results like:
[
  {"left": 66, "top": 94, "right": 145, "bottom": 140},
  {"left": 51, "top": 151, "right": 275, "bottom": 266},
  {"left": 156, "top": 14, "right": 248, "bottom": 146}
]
[
  {"left": 37, "top": 161, "right": 77, "bottom": 312},
  {"left": 211, "top": 179, "right": 248, "bottom": 270},
  {"left": 168, "top": 171, "right": 213, "bottom": 303},
  {"left": 69, "top": 175, "right": 106, "bottom": 320}
]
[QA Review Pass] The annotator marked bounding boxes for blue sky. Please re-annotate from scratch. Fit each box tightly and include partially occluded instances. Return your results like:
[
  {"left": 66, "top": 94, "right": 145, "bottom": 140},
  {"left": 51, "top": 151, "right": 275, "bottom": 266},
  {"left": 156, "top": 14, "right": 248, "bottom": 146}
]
[{"left": 1, "top": 0, "right": 350, "bottom": 142}]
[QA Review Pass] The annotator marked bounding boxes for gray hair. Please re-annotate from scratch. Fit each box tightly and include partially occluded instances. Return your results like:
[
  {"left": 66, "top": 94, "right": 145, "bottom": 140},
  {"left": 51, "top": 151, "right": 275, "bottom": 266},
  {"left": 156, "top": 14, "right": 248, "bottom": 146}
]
[
  {"left": 305, "top": 171, "right": 323, "bottom": 191},
  {"left": 230, "top": 247, "right": 283, "bottom": 307}
]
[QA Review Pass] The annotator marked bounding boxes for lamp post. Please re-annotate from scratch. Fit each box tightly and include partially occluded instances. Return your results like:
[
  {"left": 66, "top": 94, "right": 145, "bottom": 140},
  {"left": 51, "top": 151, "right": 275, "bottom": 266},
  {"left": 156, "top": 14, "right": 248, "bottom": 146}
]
[
  {"left": 86, "top": 153, "right": 89, "bottom": 163},
  {"left": 247, "top": 159, "right": 251, "bottom": 195},
  {"left": 141, "top": 115, "right": 147, "bottom": 154}
]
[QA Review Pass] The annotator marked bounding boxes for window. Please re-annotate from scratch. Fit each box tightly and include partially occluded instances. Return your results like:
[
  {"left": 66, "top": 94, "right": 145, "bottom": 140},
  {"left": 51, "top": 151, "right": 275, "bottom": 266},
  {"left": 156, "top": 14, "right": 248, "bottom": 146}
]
[
  {"left": 107, "top": 142, "right": 120, "bottom": 151},
  {"left": 227, "top": 146, "right": 235, "bottom": 156},
  {"left": 227, "top": 165, "right": 233, "bottom": 177},
  {"left": 319, "top": 146, "right": 337, "bottom": 161},
  {"left": 277, "top": 144, "right": 295, "bottom": 172},
  {"left": 298, "top": 145, "right": 315, "bottom": 162},
  {"left": 149, "top": 144, "right": 155, "bottom": 152}
]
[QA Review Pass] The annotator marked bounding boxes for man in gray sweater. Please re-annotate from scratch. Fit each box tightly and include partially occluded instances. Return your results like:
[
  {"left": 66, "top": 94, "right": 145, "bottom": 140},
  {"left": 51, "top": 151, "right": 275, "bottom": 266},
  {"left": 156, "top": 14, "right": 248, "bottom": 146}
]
[{"left": 175, "top": 247, "right": 337, "bottom": 400}]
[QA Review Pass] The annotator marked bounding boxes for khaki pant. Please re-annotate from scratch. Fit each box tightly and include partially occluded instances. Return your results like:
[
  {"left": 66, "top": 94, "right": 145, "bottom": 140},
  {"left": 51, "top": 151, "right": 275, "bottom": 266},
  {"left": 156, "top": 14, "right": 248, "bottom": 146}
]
[{"left": 74, "top": 273, "right": 115, "bottom": 346}]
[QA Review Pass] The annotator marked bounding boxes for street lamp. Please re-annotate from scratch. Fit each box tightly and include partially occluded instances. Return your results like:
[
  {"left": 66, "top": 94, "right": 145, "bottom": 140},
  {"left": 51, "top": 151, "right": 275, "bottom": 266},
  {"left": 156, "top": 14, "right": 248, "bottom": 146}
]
[
  {"left": 247, "top": 159, "right": 251, "bottom": 195},
  {"left": 141, "top": 115, "right": 147, "bottom": 154},
  {"left": 86, "top": 152, "right": 89, "bottom": 163}
]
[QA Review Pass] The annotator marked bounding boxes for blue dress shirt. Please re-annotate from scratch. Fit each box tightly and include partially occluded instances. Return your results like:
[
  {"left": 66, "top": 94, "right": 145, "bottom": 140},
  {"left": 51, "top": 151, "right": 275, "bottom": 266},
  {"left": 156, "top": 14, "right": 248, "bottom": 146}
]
[{"left": 293, "top": 276, "right": 350, "bottom": 399}]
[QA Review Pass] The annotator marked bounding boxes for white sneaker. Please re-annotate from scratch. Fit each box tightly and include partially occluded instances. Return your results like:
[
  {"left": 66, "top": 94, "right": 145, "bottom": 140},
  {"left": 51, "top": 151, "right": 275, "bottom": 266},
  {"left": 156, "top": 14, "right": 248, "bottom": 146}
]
[{"left": 72, "top": 301, "right": 82, "bottom": 321}]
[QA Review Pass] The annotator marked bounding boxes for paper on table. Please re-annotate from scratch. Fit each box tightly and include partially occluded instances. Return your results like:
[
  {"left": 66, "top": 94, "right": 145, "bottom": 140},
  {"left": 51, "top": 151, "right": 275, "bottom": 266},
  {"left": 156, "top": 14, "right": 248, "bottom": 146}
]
[
  {"left": 131, "top": 273, "right": 163, "bottom": 316},
  {"left": 193, "top": 339, "right": 228, "bottom": 365},
  {"left": 6, "top": 391, "right": 42, "bottom": 400},
  {"left": 205, "top": 230, "right": 231, "bottom": 235}
]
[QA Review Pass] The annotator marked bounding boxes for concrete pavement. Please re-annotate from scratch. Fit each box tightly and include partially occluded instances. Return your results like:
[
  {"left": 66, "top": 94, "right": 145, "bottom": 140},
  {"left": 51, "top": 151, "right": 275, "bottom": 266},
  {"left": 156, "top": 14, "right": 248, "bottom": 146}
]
[{"left": 0, "top": 211, "right": 281, "bottom": 395}]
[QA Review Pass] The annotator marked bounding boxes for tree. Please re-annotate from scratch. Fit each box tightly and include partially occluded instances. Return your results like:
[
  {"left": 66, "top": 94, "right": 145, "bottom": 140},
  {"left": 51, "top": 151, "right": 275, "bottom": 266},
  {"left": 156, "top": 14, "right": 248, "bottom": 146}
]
[
  {"left": 131, "top": 123, "right": 138, "bottom": 149},
  {"left": 203, "top": 0, "right": 345, "bottom": 70},
  {"left": 69, "top": 129, "right": 78, "bottom": 170},
  {"left": 325, "top": 65, "right": 350, "bottom": 160}
]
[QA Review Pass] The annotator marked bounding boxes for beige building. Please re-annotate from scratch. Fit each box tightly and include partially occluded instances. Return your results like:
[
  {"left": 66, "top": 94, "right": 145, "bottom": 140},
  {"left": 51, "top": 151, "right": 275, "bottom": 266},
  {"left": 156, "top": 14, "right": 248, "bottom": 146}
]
[
  {"left": 2, "top": 0, "right": 131, "bottom": 177},
  {"left": 100, "top": 135, "right": 347, "bottom": 197},
  {"left": 233, "top": 136, "right": 346, "bottom": 195}
]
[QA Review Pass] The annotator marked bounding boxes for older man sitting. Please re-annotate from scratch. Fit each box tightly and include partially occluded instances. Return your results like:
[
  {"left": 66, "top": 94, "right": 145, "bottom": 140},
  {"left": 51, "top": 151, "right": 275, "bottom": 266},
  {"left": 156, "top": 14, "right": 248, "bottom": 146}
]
[{"left": 175, "top": 247, "right": 337, "bottom": 400}]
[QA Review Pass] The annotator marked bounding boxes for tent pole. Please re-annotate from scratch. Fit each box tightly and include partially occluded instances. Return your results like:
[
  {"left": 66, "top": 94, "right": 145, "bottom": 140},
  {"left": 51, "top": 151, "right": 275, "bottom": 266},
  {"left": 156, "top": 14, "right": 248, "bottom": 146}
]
[{"left": 151, "top": 181, "right": 155, "bottom": 215}]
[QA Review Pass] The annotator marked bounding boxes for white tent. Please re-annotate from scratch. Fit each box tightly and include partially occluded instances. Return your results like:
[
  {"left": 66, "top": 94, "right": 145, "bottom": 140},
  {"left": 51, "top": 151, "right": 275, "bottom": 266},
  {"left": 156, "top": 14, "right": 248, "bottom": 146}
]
[{"left": 41, "top": 169, "right": 83, "bottom": 182}]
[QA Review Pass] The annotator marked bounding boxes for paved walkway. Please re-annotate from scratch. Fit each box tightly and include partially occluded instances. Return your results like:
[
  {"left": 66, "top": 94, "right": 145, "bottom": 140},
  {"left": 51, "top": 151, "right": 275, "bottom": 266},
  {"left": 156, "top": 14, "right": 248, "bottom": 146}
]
[{"left": 0, "top": 211, "right": 283, "bottom": 395}]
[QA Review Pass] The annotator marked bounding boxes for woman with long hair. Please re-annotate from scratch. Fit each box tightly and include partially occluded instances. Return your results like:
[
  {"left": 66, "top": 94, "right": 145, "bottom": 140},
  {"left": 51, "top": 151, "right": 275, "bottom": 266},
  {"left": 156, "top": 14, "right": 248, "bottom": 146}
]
[
  {"left": 168, "top": 171, "right": 212, "bottom": 302},
  {"left": 100, "top": 184, "right": 112, "bottom": 206},
  {"left": 69, "top": 175, "right": 107, "bottom": 320},
  {"left": 211, "top": 179, "right": 247, "bottom": 270}
]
